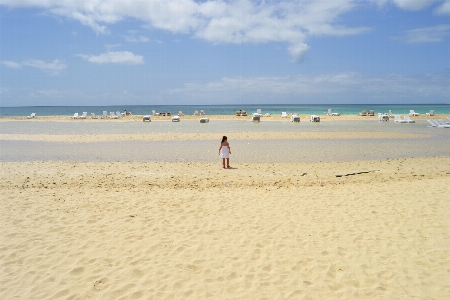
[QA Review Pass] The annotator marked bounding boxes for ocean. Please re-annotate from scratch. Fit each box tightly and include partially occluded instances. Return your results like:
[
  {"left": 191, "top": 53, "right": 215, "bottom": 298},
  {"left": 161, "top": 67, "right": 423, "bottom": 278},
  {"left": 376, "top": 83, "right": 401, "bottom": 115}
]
[{"left": 1, "top": 104, "right": 449, "bottom": 117}]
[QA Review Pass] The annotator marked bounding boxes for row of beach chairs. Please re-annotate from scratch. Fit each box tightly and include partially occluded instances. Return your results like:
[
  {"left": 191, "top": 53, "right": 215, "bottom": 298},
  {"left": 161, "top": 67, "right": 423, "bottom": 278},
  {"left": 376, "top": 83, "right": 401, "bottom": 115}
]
[
  {"left": 150, "top": 110, "right": 205, "bottom": 116},
  {"left": 427, "top": 118, "right": 450, "bottom": 128},
  {"left": 71, "top": 111, "right": 124, "bottom": 119}
]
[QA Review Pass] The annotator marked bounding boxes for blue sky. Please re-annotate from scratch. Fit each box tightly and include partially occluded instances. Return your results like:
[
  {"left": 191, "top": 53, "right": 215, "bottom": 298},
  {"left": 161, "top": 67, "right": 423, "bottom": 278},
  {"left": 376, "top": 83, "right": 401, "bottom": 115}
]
[{"left": 0, "top": 0, "right": 449, "bottom": 106}]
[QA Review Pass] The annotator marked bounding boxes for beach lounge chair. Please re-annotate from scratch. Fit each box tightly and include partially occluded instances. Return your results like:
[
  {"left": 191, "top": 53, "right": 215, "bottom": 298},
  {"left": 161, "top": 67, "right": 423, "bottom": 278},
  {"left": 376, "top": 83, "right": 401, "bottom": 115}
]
[
  {"left": 264, "top": 113, "right": 271, "bottom": 116},
  {"left": 71, "top": 113, "right": 79, "bottom": 119},
  {"left": 388, "top": 110, "right": 393, "bottom": 118},
  {"left": 252, "top": 114, "right": 260, "bottom": 122},
  {"left": 80, "top": 112, "right": 87, "bottom": 119},
  {"left": 116, "top": 111, "right": 123, "bottom": 118},
  {"left": 281, "top": 112, "right": 288, "bottom": 117},
  {"left": 257, "top": 109, "right": 262, "bottom": 115},
  {"left": 446, "top": 117, "right": 450, "bottom": 123},
  {"left": 291, "top": 115, "right": 300, "bottom": 122},
  {"left": 430, "top": 120, "right": 450, "bottom": 128},
  {"left": 200, "top": 118, "right": 209, "bottom": 123},
  {"left": 426, "top": 110, "right": 434, "bottom": 116},
  {"left": 178, "top": 111, "right": 183, "bottom": 116},
  {"left": 109, "top": 112, "right": 118, "bottom": 119},
  {"left": 409, "top": 110, "right": 420, "bottom": 116},
  {"left": 327, "top": 109, "right": 340, "bottom": 116},
  {"left": 172, "top": 115, "right": 180, "bottom": 122},
  {"left": 200, "top": 110, "right": 205, "bottom": 115},
  {"left": 437, "top": 119, "right": 449, "bottom": 125},
  {"left": 194, "top": 110, "right": 199, "bottom": 116},
  {"left": 26, "top": 112, "right": 36, "bottom": 119},
  {"left": 236, "top": 110, "right": 241, "bottom": 116},
  {"left": 101, "top": 111, "right": 107, "bottom": 118},
  {"left": 359, "top": 110, "right": 367, "bottom": 116},
  {"left": 378, "top": 113, "right": 389, "bottom": 121},
  {"left": 143, "top": 115, "right": 151, "bottom": 122},
  {"left": 152, "top": 110, "right": 156, "bottom": 116},
  {"left": 310, "top": 115, "right": 320, "bottom": 122},
  {"left": 91, "top": 113, "right": 98, "bottom": 119},
  {"left": 394, "top": 115, "right": 407, "bottom": 123},
  {"left": 427, "top": 120, "right": 437, "bottom": 127},
  {"left": 241, "top": 110, "right": 247, "bottom": 116},
  {"left": 403, "top": 115, "right": 415, "bottom": 123},
  {"left": 368, "top": 110, "right": 375, "bottom": 116}
]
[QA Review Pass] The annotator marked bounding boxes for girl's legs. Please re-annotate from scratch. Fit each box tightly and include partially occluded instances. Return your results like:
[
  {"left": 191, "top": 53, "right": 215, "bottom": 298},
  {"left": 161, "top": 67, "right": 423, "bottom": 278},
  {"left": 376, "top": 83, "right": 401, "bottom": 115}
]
[
  {"left": 226, "top": 158, "right": 230, "bottom": 168},
  {"left": 222, "top": 158, "right": 226, "bottom": 168}
]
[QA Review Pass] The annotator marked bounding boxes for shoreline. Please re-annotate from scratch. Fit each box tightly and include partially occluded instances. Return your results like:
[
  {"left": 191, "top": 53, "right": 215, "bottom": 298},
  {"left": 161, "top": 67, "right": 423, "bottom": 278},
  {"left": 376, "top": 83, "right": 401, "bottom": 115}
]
[{"left": 1, "top": 113, "right": 448, "bottom": 122}]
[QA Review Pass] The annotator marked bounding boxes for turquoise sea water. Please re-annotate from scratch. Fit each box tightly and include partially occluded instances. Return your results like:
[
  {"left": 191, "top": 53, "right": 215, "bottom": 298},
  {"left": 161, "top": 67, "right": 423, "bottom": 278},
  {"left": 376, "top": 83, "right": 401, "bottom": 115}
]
[{"left": 1, "top": 104, "right": 450, "bottom": 117}]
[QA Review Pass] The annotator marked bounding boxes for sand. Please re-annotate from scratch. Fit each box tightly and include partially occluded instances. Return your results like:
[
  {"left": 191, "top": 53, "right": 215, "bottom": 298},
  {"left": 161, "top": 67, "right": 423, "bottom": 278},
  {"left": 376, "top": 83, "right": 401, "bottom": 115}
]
[{"left": 1, "top": 156, "right": 449, "bottom": 299}]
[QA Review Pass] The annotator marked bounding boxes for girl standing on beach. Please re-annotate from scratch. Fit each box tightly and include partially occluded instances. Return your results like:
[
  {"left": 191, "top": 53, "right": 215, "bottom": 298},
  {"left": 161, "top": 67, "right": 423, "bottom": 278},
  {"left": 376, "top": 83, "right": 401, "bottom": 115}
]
[{"left": 219, "top": 136, "right": 231, "bottom": 169}]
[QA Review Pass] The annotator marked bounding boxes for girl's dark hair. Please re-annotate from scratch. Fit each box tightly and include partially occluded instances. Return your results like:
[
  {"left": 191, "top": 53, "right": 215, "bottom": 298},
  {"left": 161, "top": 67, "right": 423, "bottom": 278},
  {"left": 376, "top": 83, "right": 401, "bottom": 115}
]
[{"left": 221, "top": 136, "right": 227, "bottom": 143}]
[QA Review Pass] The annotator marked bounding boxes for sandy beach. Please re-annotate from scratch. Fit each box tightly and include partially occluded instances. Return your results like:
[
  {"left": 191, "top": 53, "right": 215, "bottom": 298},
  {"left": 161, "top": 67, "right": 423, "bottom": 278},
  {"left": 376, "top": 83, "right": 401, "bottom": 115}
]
[{"left": 1, "top": 119, "right": 449, "bottom": 299}]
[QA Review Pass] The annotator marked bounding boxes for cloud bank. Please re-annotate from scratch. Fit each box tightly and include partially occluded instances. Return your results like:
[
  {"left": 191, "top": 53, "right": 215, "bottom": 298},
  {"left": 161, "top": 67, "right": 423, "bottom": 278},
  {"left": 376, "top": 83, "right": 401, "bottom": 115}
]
[{"left": 0, "top": 0, "right": 371, "bottom": 61}]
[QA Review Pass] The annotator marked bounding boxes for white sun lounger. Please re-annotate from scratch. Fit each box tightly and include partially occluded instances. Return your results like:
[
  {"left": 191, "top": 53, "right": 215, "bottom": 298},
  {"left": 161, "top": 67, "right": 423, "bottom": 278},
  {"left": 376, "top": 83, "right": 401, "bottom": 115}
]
[
  {"left": 143, "top": 115, "right": 151, "bottom": 122},
  {"left": 91, "top": 113, "right": 98, "bottom": 119},
  {"left": 409, "top": 110, "right": 420, "bottom": 116},
  {"left": 310, "top": 115, "right": 320, "bottom": 122},
  {"left": 200, "top": 118, "right": 209, "bottom": 123},
  {"left": 394, "top": 115, "right": 407, "bottom": 123},
  {"left": 428, "top": 120, "right": 450, "bottom": 128},
  {"left": 291, "top": 115, "right": 300, "bottom": 122},
  {"left": 403, "top": 115, "right": 415, "bottom": 123},
  {"left": 26, "top": 112, "right": 36, "bottom": 119},
  {"left": 109, "top": 112, "right": 118, "bottom": 119},
  {"left": 281, "top": 112, "right": 288, "bottom": 117},
  {"left": 194, "top": 110, "right": 199, "bottom": 116},
  {"left": 172, "top": 116, "right": 180, "bottom": 122},
  {"left": 79, "top": 112, "right": 87, "bottom": 119},
  {"left": 427, "top": 120, "right": 437, "bottom": 127},
  {"left": 327, "top": 108, "right": 340, "bottom": 116},
  {"left": 426, "top": 110, "right": 434, "bottom": 116},
  {"left": 71, "top": 113, "right": 79, "bottom": 119}
]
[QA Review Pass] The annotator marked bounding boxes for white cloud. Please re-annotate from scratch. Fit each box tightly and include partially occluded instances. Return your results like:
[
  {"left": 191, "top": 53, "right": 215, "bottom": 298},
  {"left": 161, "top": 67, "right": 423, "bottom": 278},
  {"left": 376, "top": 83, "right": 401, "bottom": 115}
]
[
  {"left": 77, "top": 51, "right": 144, "bottom": 64},
  {"left": 22, "top": 59, "right": 66, "bottom": 75},
  {"left": 392, "top": 25, "right": 450, "bottom": 43},
  {"left": 435, "top": 0, "right": 450, "bottom": 14},
  {"left": 0, "top": 0, "right": 368, "bottom": 61},
  {"left": 391, "top": 0, "right": 438, "bottom": 10},
  {"left": 370, "top": 0, "right": 450, "bottom": 14},
  {"left": 288, "top": 43, "right": 310, "bottom": 62},
  {"left": 1, "top": 60, "right": 22, "bottom": 69},
  {"left": 1, "top": 59, "right": 66, "bottom": 75},
  {"left": 121, "top": 31, "right": 149, "bottom": 43}
]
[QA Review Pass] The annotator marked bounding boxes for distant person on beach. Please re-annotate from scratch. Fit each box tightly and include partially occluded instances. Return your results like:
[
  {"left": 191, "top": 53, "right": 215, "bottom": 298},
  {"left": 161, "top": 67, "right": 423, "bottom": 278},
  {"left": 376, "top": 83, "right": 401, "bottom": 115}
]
[{"left": 218, "top": 136, "right": 231, "bottom": 169}]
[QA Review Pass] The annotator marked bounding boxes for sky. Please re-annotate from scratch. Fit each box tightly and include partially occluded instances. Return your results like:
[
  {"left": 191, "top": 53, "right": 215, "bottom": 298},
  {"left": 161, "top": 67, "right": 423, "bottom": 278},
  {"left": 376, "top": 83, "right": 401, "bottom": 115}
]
[{"left": 0, "top": 0, "right": 449, "bottom": 107}]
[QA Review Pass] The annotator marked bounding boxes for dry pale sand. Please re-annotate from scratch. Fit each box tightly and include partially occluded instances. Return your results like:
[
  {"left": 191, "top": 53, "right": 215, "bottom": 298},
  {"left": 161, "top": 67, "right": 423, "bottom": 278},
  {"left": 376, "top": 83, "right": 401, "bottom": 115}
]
[
  {"left": 1, "top": 157, "right": 449, "bottom": 299},
  {"left": 1, "top": 113, "right": 448, "bottom": 122}
]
